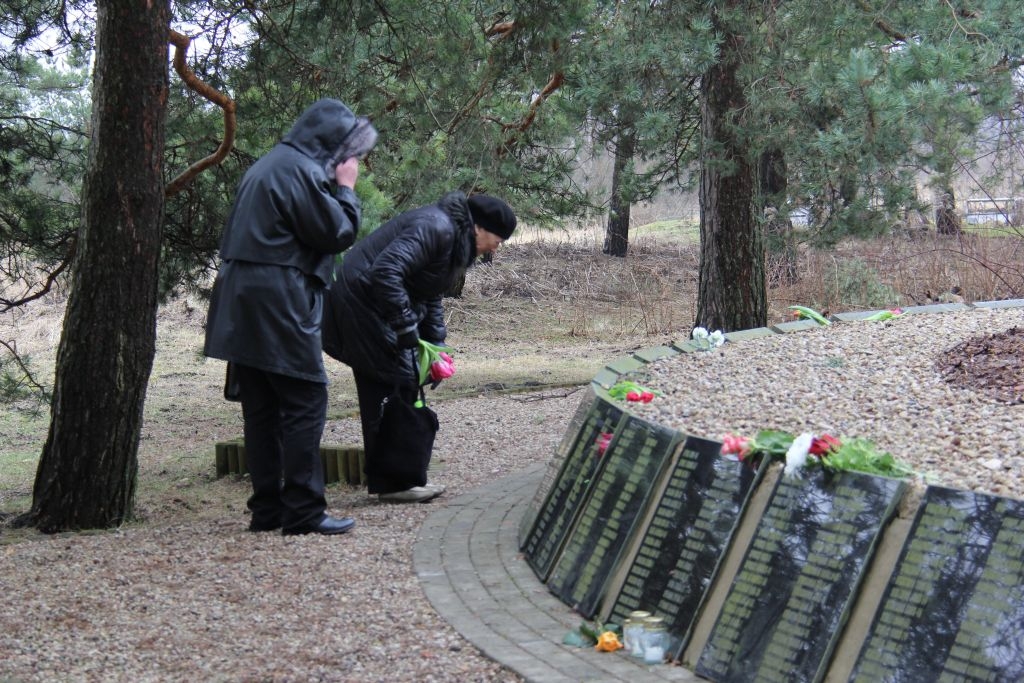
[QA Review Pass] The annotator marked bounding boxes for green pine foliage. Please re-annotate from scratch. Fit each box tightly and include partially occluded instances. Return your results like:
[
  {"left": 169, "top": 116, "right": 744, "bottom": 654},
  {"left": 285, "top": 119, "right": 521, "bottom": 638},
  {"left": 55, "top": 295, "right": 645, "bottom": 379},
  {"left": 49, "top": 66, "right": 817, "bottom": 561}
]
[
  {"left": 2, "top": 0, "right": 1023, "bottom": 302},
  {"left": 0, "top": 52, "right": 89, "bottom": 291}
]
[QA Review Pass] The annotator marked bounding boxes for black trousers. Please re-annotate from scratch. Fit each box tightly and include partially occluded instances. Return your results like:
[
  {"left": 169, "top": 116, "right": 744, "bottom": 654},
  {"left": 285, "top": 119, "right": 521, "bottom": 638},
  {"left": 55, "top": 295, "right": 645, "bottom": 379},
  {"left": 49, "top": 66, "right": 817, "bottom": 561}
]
[
  {"left": 233, "top": 364, "right": 328, "bottom": 530},
  {"left": 352, "top": 370, "right": 430, "bottom": 494}
]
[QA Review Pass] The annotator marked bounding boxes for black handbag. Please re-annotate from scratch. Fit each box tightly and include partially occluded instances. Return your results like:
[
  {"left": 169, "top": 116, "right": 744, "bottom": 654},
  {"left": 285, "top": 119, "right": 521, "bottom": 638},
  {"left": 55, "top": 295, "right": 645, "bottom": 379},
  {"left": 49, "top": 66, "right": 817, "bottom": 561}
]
[
  {"left": 370, "top": 352, "right": 439, "bottom": 486},
  {"left": 224, "top": 362, "right": 241, "bottom": 402},
  {"left": 373, "top": 384, "right": 439, "bottom": 485}
]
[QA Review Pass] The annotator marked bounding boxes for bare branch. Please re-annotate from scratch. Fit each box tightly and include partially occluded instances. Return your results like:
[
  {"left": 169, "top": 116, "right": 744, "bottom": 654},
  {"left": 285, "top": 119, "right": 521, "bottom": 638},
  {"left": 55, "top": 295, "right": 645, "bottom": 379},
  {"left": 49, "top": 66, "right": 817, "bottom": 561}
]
[
  {"left": 485, "top": 21, "right": 515, "bottom": 38},
  {"left": 855, "top": 1, "right": 908, "bottom": 43},
  {"left": 0, "top": 338, "right": 50, "bottom": 398},
  {"left": 498, "top": 68, "right": 565, "bottom": 155},
  {"left": 165, "top": 29, "right": 236, "bottom": 198},
  {"left": 0, "top": 239, "right": 75, "bottom": 312}
]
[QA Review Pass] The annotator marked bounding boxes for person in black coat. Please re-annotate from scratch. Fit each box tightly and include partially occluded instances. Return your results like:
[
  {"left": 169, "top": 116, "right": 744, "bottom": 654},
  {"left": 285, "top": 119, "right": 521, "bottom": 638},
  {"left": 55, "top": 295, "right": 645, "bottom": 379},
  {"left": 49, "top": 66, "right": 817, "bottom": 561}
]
[
  {"left": 322, "top": 192, "right": 517, "bottom": 502},
  {"left": 204, "top": 98, "right": 375, "bottom": 534}
]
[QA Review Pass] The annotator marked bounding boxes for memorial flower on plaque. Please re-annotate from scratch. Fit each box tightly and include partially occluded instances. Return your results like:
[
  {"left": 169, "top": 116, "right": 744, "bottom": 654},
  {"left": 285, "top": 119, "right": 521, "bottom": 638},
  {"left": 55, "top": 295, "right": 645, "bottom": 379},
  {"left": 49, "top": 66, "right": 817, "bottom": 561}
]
[
  {"left": 788, "top": 305, "right": 831, "bottom": 326},
  {"left": 862, "top": 307, "right": 904, "bottom": 321},
  {"left": 595, "top": 630, "right": 624, "bottom": 652},
  {"left": 595, "top": 431, "right": 613, "bottom": 457},
  {"left": 720, "top": 429, "right": 914, "bottom": 479},
  {"left": 692, "top": 326, "right": 725, "bottom": 351},
  {"left": 562, "top": 619, "right": 623, "bottom": 651},
  {"left": 721, "top": 434, "right": 753, "bottom": 460},
  {"left": 784, "top": 433, "right": 814, "bottom": 477},
  {"left": 608, "top": 380, "right": 660, "bottom": 403}
]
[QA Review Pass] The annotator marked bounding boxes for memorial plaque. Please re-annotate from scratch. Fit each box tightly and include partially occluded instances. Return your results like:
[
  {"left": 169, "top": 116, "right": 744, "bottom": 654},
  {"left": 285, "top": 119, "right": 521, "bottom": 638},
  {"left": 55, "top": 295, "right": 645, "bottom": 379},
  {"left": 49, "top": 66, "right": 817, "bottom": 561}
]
[
  {"left": 695, "top": 468, "right": 905, "bottom": 683},
  {"left": 851, "top": 486, "right": 1024, "bottom": 682},
  {"left": 606, "top": 436, "right": 762, "bottom": 652},
  {"left": 520, "top": 394, "right": 624, "bottom": 580},
  {"left": 518, "top": 389, "right": 597, "bottom": 545},
  {"left": 974, "top": 298, "right": 1024, "bottom": 310},
  {"left": 545, "top": 415, "right": 680, "bottom": 618}
]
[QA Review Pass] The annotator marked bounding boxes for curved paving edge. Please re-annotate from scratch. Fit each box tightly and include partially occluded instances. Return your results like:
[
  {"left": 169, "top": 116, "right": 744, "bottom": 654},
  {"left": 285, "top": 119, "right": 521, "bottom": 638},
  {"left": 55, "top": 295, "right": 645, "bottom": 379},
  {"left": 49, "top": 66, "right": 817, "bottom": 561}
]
[{"left": 414, "top": 464, "right": 699, "bottom": 683}]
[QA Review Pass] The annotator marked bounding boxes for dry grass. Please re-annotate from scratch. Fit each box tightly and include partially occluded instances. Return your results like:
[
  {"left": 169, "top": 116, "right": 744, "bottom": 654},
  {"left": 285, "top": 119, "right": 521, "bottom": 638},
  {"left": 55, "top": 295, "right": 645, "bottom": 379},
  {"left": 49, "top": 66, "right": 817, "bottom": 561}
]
[{"left": 771, "top": 229, "right": 1024, "bottom": 318}]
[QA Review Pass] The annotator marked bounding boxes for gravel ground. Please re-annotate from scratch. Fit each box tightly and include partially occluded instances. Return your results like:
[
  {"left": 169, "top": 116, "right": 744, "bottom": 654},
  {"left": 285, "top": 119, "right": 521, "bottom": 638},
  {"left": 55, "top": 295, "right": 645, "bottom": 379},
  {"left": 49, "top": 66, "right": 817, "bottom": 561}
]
[
  {"left": 629, "top": 306, "right": 1024, "bottom": 498},
  {"left": 0, "top": 388, "right": 583, "bottom": 683},
  {"left": 1, "top": 306, "right": 1021, "bottom": 682}
]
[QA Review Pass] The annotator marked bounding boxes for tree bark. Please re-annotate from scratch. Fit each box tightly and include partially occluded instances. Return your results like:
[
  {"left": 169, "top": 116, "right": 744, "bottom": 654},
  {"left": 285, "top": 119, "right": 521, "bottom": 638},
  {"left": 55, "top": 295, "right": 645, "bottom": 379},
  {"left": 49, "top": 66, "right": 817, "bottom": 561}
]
[
  {"left": 760, "top": 147, "right": 798, "bottom": 285},
  {"left": 695, "top": 10, "right": 767, "bottom": 333},
  {"left": 603, "top": 127, "right": 636, "bottom": 258},
  {"left": 21, "top": 0, "right": 170, "bottom": 532}
]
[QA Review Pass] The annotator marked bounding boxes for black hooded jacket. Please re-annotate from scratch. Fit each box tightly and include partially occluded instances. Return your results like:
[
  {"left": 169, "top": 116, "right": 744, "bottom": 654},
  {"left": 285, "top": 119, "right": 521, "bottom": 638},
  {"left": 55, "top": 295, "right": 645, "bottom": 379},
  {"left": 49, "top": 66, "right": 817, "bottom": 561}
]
[
  {"left": 204, "top": 99, "right": 361, "bottom": 382},
  {"left": 322, "top": 192, "right": 476, "bottom": 385}
]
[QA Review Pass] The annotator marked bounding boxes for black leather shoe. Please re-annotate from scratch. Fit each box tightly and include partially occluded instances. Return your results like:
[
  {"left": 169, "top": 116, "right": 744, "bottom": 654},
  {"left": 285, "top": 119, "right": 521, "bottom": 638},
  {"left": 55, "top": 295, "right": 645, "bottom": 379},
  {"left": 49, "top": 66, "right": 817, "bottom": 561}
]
[
  {"left": 248, "top": 520, "right": 282, "bottom": 533},
  {"left": 282, "top": 515, "right": 356, "bottom": 536}
]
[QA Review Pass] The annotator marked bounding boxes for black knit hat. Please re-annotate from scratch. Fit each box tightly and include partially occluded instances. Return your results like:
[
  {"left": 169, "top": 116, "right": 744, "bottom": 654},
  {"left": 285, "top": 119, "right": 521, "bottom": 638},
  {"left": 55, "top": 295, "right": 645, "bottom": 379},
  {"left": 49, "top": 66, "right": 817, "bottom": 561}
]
[{"left": 467, "top": 194, "right": 517, "bottom": 240}]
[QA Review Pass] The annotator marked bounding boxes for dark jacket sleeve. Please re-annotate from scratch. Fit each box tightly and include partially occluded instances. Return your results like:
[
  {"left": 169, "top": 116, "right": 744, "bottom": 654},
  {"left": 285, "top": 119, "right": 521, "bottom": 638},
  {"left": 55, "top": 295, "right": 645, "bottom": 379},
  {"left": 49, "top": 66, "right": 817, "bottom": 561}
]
[
  {"left": 366, "top": 219, "right": 453, "bottom": 335},
  {"left": 418, "top": 297, "right": 446, "bottom": 343},
  {"left": 290, "top": 176, "right": 360, "bottom": 255},
  {"left": 218, "top": 146, "right": 359, "bottom": 285}
]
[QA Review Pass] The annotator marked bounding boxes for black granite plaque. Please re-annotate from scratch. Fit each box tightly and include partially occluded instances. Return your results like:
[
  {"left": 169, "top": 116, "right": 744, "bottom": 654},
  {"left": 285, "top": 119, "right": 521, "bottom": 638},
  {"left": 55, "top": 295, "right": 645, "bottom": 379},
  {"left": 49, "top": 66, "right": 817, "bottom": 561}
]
[
  {"left": 695, "top": 468, "right": 905, "bottom": 683},
  {"left": 520, "top": 393, "right": 624, "bottom": 580},
  {"left": 606, "top": 436, "right": 762, "bottom": 651},
  {"left": 518, "top": 388, "right": 597, "bottom": 544},
  {"left": 851, "top": 486, "right": 1024, "bottom": 682},
  {"left": 545, "top": 415, "right": 680, "bottom": 618}
]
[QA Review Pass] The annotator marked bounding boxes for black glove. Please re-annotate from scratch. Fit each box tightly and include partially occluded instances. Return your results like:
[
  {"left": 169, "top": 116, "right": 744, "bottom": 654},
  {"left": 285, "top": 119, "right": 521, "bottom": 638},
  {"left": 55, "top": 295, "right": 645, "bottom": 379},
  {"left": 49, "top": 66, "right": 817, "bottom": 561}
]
[{"left": 396, "top": 329, "right": 420, "bottom": 350}]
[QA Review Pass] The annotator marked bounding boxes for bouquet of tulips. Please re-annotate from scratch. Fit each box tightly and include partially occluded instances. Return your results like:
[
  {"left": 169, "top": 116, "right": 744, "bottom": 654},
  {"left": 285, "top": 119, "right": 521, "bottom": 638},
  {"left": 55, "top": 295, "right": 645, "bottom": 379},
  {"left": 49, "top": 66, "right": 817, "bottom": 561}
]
[{"left": 417, "top": 339, "right": 456, "bottom": 387}]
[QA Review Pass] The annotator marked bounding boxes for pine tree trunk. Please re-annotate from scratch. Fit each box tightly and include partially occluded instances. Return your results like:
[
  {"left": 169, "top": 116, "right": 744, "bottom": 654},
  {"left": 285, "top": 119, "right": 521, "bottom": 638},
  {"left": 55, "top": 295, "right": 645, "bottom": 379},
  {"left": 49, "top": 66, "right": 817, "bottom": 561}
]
[
  {"left": 603, "top": 128, "right": 636, "bottom": 258},
  {"left": 22, "top": 0, "right": 170, "bottom": 532},
  {"left": 935, "top": 188, "right": 962, "bottom": 236},
  {"left": 760, "top": 147, "right": 798, "bottom": 285},
  {"left": 695, "top": 14, "right": 767, "bottom": 333}
]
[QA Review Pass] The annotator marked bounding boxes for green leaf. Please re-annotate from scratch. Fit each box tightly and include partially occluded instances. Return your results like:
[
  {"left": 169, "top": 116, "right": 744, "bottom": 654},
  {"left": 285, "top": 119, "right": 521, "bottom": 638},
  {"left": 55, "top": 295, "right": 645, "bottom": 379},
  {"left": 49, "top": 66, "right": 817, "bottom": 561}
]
[
  {"left": 578, "top": 621, "right": 601, "bottom": 642},
  {"left": 823, "top": 438, "right": 914, "bottom": 478},
  {"left": 562, "top": 630, "right": 593, "bottom": 648},
  {"left": 788, "top": 305, "right": 831, "bottom": 326},
  {"left": 751, "top": 430, "right": 796, "bottom": 457}
]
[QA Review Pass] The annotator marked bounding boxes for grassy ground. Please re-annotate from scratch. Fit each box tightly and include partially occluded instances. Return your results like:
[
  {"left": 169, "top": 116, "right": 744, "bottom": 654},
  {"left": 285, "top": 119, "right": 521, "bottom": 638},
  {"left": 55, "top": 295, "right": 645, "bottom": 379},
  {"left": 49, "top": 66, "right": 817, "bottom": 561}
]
[{"left": 2, "top": 222, "right": 1022, "bottom": 526}]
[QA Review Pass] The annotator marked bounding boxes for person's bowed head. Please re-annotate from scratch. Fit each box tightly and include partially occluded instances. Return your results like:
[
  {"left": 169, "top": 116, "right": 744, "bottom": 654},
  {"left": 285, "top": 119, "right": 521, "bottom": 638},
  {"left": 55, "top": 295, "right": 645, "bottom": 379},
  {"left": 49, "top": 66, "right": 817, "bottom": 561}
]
[{"left": 467, "top": 194, "right": 516, "bottom": 257}]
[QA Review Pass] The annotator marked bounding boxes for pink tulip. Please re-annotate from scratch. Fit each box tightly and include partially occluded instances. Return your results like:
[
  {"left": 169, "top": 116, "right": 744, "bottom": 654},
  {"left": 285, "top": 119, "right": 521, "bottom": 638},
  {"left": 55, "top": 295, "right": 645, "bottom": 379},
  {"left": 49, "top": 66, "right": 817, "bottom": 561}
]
[
  {"left": 429, "top": 359, "right": 456, "bottom": 382},
  {"left": 721, "top": 434, "right": 752, "bottom": 459}
]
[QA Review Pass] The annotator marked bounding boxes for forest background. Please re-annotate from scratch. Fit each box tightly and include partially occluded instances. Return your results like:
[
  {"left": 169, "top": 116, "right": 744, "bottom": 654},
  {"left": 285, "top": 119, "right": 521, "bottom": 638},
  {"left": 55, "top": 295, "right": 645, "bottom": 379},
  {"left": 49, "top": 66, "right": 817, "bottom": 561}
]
[{"left": 1, "top": 1, "right": 1023, "bottom": 532}]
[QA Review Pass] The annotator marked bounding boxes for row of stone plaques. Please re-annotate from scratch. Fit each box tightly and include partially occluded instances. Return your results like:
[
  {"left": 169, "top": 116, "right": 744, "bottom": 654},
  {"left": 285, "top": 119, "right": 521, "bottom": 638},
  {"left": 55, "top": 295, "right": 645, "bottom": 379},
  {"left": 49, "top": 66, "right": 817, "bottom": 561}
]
[
  {"left": 518, "top": 388, "right": 1024, "bottom": 682},
  {"left": 213, "top": 439, "right": 366, "bottom": 486}
]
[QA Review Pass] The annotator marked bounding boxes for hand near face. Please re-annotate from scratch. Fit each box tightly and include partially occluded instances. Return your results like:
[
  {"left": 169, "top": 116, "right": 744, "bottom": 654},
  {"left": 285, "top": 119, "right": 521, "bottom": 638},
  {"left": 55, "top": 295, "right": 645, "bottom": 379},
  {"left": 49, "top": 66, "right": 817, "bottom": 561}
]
[{"left": 335, "top": 157, "right": 359, "bottom": 189}]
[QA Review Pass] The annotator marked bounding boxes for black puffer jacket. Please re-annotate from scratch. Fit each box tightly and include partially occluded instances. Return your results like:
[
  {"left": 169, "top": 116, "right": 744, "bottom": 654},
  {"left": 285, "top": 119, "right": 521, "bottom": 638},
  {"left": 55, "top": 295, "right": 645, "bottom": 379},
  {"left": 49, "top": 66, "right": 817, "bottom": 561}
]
[
  {"left": 204, "top": 99, "right": 361, "bottom": 382},
  {"left": 322, "top": 192, "right": 476, "bottom": 385}
]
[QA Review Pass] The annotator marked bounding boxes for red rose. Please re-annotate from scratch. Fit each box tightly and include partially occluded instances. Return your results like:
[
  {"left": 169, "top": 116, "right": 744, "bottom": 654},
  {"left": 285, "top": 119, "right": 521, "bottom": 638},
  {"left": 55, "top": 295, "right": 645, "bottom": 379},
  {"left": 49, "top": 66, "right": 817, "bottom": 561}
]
[{"left": 810, "top": 434, "right": 841, "bottom": 456}]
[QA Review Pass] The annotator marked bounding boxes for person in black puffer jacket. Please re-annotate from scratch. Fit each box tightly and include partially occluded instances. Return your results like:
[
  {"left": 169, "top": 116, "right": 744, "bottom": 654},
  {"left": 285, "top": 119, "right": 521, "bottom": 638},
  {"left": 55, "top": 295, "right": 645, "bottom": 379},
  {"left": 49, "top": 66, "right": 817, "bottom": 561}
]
[
  {"left": 205, "top": 98, "right": 375, "bottom": 535},
  {"left": 323, "top": 192, "right": 516, "bottom": 503}
]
